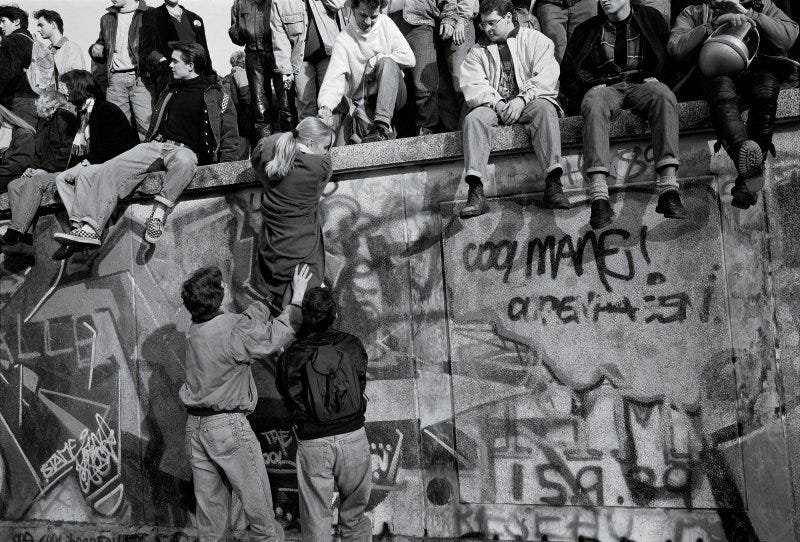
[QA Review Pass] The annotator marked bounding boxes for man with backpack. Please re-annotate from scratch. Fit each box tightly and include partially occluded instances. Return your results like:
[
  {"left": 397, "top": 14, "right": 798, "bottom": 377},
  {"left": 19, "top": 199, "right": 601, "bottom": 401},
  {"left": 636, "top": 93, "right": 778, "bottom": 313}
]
[
  {"left": 0, "top": 5, "right": 53, "bottom": 127},
  {"left": 276, "top": 287, "right": 373, "bottom": 542}
]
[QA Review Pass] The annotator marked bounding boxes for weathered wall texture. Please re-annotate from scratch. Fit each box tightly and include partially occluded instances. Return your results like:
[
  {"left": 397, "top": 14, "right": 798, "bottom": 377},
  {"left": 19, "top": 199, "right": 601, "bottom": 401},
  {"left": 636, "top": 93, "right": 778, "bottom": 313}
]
[{"left": 0, "top": 98, "right": 798, "bottom": 542}]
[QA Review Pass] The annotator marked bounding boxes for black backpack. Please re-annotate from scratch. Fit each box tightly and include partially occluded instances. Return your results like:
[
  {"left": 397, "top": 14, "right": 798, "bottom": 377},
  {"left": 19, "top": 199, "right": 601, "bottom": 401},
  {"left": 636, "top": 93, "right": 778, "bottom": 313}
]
[{"left": 304, "top": 344, "right": 363, "bottom": 425}]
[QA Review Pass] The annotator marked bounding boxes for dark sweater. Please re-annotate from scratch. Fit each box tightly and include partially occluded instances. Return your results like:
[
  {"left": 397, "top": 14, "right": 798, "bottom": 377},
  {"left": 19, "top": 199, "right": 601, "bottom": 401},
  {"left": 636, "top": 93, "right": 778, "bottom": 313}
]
[
  {"left": 86, "top": 99, "right": 139, "bottom": 165},
  {"left": 277, "top": 329, "right": 368, "bottom": 440},
  {"left": 0, "top": 28, "right": 35, "bottom": 105},
  {"left": 0, "top": 126, "right": 35, "bottom": 191},
  {"left": 156, "top": 75, "right": 207, "bottom": 154}
]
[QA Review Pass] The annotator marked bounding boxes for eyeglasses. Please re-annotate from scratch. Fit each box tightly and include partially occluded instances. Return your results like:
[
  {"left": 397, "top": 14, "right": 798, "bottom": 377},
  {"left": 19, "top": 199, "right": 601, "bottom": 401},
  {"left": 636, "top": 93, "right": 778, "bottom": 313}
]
[{"left": 478, "top": 16, "right": 506, "bottom": 30}]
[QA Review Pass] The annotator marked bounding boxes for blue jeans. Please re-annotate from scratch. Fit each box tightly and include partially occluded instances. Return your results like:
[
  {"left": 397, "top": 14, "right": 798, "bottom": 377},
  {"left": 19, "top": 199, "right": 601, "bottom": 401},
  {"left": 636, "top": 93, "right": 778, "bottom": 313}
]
[
  {"left": 536, "top": 0, "right": 597, "bottom": 62},
  {"left": 296, "top": 427, "right": 372, "bottom": 542},
  {"left": 186, "top": 413, "right": 285, "bottom": 542}
]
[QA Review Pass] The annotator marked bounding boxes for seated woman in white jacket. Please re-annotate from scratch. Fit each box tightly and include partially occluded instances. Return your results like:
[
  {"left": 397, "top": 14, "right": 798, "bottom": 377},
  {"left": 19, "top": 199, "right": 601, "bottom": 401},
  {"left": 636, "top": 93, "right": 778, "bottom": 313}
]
[
  {"left": 458, "top": 0, "right": 567, "bottom": 219},
  {"left": 316, "top": 0, "right": 416, "bottom": 143}
]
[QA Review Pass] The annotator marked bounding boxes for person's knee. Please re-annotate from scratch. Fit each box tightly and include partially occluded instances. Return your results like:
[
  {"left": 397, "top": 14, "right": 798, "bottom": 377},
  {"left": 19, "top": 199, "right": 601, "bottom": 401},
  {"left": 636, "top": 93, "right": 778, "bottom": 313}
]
[
  {"left": 709, "top": 77, "right": 739, "bottom": 103},
  {"left": 172, "top": 149, "right": 198, "bottom": 168},
  {"left": 7, "top": 176, "right": 25, "bottom": 194},
  {"left": 647, "top": 82, "right": 677, "bottom": 106},
  {"left": 581, "top": 90, "right": 610, "bottom": 119},
  {"left": 375, "top": 56, "right": 400, "bottom": 74}
]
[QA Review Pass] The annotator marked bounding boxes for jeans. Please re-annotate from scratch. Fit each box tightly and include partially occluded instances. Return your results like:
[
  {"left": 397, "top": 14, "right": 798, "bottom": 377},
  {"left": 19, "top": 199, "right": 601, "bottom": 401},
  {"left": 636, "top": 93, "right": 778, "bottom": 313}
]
[
  {"left": 365, "top": 57, "right": 407, "bottom": 130},
  {"left": 247, "top": 50, "right": 292, "bottom": 135},
  {"left": 186, "top": 413, "right": 285, "bottom": 542},
  {"left": 68, "top": 141, "right": 197, "bottom": 233},
  {"left": 463, "top": 99, "right": 563, "bottom": 181},
  {"left": 296, "top": 56, "right": 330, "bottom": 120},
  {"left": 704, "top": 70, "right": 782, "bottom": 158},
  {"left": 6, "top": 172, "right": 69, "bottom": 234},
  {"left": 580, "top": 81, "right": 680, "bottom": 176},
  {"left": 536, "top": 0, "right": 597, "bottom": 62},
  {"left": 296, "top": 427, "right": 372, "bottom": 542},
  {"left": 401, "top": 20, "right": 475, "bottom": 131},
  {"left": 106, "top": 72, "right": 153, "bottom": 141}
]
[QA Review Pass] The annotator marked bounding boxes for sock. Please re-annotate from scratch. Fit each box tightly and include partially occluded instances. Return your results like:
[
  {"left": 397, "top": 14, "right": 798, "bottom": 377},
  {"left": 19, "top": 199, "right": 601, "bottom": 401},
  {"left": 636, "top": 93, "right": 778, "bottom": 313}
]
[
  {"left": 589, "top": 176, "right": 610, "bottom": 202},
  {"left": 657, "top": 174, "right": 679, "bottom": 195},
  {"left": 151, "top": 206, "right": 167, "bottom": 222},
  {"left": 465, "top": 175, "right": 483, "bottom": 189}
]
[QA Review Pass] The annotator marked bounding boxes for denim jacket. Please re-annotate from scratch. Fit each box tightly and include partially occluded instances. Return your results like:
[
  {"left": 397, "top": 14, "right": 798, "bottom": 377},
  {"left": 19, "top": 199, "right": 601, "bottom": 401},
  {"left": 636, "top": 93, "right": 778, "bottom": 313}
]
[
  {"left": 398, "top": 0, "right": 478, "bottom": 27},
  {"left": 271, "top": 0, "right": 348, "bottom": 75},
  {"left": 147, "top": 76, "right": 240, "bottom": 165}
]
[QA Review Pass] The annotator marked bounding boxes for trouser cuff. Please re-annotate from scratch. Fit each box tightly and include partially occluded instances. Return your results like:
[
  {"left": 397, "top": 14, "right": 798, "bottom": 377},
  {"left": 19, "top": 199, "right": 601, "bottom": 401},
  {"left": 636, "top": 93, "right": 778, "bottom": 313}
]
[{"left": 154, "top": 194, "right": 176, "bottom": 208}]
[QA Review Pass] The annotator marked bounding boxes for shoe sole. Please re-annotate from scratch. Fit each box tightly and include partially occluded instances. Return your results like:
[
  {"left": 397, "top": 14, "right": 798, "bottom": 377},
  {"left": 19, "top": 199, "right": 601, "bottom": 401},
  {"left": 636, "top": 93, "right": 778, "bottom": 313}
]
[
  {"left": 460, "top": 208, "right": 487, "bottom": 219},
  {"left": 655, "top": 205, "right": 689, "bottom": 220},
  {"left": 543, "top": 197, "right": 571, "bottom": 210},
  {"left": 53, "top": 232, "right": 101, "bottom": 246},
  {"left": 743, "top": 172, "right": 765, "bottom": 193},
  {"left": 144, "top": 234, "right": 162, "bottom": 244},
  {"left": 736, "top": 141, "right": 763, "bottom": 177},
  {"left": 590, "top": 213, "right": 615, "bottom": 230}
]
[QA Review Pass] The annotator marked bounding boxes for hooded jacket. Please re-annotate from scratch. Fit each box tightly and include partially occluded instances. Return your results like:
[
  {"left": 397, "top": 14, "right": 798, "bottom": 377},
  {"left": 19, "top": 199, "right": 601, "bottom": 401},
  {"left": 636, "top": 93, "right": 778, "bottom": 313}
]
[
  {"left": 459, "top": 26, "right": 561, "bottom": 112},
  {"left": 277, "top": 328, "right": 368, "bottom": 440}
]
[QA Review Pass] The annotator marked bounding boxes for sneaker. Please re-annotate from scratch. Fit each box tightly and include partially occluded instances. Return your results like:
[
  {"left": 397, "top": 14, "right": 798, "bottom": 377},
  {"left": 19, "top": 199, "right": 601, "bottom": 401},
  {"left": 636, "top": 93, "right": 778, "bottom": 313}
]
[
  {"left": 589, "top": 199, "right": 614, "bottom": 229},
  {"left": 53, "top": 227, "right": 101, "bottom": 246},
  {"left": 655, "top": 190, "right": 688, "bottom": 219},
  {"left": 361, "top": 122, "right": 392, "bottom": 143},
  {"left": 144, "top": 216, "right": 165, "bottom": 244},
  {"left": 459, "top": 181, "right": 487, "bottom": 219},
  {"left": 543, "top": 168, "right": 570, "bottom": 209},
  {"left": 731, "top": 178, "right": 758, "bottom": 209}
]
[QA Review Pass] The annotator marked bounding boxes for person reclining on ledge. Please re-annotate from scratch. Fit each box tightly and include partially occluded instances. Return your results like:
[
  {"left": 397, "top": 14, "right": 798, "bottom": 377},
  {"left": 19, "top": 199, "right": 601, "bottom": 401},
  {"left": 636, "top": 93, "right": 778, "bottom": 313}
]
[
  {"left": 52, "top": 41, "right": 239, "bottom": 251},
  {"left": 1, "top": 71, "right": 137, "bottom": 262},
  {"left": 667, "top": 0, "right": 798, "bottom": 210},
  {"left": 561, "top": 0, "right": 687, "bottom": 229},
  {"left": 458, "top": 0, "right": 568, "bottom": 219},
  {"left": 315, "top": 0, "right": 416, "bottom": 143},
  {"left": 0, "top": 103, "right": 37, "bottom": 192},
  {"left": 180, "top": 263, "right": 312, "bottom": 542}
]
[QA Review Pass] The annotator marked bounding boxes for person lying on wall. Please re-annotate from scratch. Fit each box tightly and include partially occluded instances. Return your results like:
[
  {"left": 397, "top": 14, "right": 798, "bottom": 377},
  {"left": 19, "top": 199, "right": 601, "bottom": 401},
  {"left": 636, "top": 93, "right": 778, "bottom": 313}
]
[
  {"left": 50, "top": 41, "right": 240, "bottom": 254},
  {"left": 667, "top": 0, "right": 798, "bottom": 209},
  {"left": 180, "top": 263, "right": 313, "bottom": 542},
  {"left": 458, "top": 0, "right": 569, "bottom": 220},
  {"left": 0, "top": 102, "right": 36, "bottom": 191},
  {"left": 315, "top": 0, "right": 416, "bottom": 143},
  {"left": 560, "top": 0, "right": 688, "bottom": 230},
  {"left": 251, "top": 117, "right": 335, "bottom": 316}
]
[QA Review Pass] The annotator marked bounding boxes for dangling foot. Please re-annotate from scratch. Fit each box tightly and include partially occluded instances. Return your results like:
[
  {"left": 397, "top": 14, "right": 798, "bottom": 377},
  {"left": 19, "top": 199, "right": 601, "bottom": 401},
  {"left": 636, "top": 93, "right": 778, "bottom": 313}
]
[
  {"left": 144, "top": 215, "right": 165, "bottom": 244},
  {"left": 460, "top": 179, "right": 487, "bottom": 219},
  {"left": 655, "top": 190, "right": 688, "bottom": 219},
  {"left": 731, "top": 177, "right": 759, "bottom": 209},
  {"left": 53, "top": 226, "right": 101, "bottom": 246},
  {"left": 542, "top": 167, "right": 570, "bottom": 209},
  {"left": 589, "top": 199, "right": 614, "bottom": 229}
]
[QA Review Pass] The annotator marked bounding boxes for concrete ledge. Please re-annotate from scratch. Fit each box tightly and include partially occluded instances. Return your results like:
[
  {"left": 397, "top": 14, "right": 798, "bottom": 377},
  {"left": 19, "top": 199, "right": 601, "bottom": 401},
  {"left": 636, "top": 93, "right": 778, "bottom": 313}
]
[{"left": 1, "top": 88, "right": 798, "bottom": 217}]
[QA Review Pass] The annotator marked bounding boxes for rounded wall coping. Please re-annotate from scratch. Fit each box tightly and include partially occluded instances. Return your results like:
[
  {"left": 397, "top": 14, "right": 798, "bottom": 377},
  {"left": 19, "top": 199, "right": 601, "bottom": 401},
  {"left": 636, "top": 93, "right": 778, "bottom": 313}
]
[{"left": 1, "top": 88, "right": 798, "bottom": 217}]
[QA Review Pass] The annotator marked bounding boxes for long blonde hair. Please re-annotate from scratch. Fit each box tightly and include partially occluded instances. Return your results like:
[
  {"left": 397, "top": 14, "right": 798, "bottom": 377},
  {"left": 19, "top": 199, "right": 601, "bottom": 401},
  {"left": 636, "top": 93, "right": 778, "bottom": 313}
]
[{"left": 265, "top": 117, "right": 333, "bottom": 181}]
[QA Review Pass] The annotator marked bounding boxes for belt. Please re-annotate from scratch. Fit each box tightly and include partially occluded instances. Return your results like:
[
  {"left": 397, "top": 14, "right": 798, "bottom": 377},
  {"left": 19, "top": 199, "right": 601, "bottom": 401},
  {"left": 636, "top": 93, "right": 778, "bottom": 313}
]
[
  {"left": 110, "top": 67, "right": 137, "bottom": 74},
  {"left": 186, "top": 407, "right": 250, "bottom": 417},
  {"left": 152, "top": 134, "right": 188, "bottom": 147}
]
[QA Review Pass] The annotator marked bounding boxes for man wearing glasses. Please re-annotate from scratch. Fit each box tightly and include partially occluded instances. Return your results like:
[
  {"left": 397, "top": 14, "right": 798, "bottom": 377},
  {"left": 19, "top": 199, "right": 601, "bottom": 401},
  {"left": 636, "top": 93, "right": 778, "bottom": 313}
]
[{"left": 458, "top": 0, "right": 567, "bottom": 219}]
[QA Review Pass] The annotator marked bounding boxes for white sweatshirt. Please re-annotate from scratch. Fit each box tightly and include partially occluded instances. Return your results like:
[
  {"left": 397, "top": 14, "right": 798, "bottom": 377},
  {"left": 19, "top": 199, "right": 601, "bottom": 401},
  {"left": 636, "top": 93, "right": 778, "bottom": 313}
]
[{"left": 317, "top": 14, "right": 415, "bottom": 110}]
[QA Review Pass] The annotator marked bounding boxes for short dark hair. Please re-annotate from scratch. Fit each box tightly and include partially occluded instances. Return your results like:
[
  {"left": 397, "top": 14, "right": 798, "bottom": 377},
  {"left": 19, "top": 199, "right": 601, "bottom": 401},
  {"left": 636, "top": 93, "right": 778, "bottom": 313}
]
[
  {"left": 59, "top": 70, "right": 103, "bottom": 106},
  {"left": 181, "top": 266, "right": 225, "bottom": 322},
  {"left": 350, "top": 0, "right": 389, "bottom": 12},
  {"left": 0, "top": 5, "right": 28, "bottom": 29},
  {"left": 169, "top": 40, "right": 207, "bottom": 74},
  {"left": 302, "top": 287, "right": 337, "bottom": 332},
  {"left": 479, "top": 0, "right": 513, "bottom": 17},
  {"left": 33, "top": 9, "right": 63, "bottom": 33}
]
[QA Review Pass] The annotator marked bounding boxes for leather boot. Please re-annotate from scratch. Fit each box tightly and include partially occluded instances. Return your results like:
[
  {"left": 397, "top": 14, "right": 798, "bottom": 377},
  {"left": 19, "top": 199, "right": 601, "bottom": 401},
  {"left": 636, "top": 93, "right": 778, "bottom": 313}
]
[
  {"left": 543, "top": 168, "right": 570, "bottom": 209},
  {"left": 460, "top": 179, "right": 487, "bottom": 219}
]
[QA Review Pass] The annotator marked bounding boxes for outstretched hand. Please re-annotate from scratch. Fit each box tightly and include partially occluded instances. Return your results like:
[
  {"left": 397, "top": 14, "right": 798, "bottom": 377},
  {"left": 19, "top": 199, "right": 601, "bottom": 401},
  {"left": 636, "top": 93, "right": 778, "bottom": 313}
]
[{"left": 290, "top": 264, "right": 313, "bottom": 306}]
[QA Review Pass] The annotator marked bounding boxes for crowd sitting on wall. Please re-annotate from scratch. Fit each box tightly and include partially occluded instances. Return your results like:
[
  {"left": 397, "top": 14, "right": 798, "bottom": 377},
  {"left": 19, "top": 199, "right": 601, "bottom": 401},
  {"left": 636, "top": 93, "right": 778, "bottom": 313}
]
[{"left": 0, "top": 0, "right": 797, "bottom": 261}]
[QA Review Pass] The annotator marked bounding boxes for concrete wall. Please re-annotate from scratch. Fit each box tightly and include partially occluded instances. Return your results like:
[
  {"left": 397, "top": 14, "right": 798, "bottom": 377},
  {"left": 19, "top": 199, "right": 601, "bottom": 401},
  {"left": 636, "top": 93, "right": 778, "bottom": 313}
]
[{"left": 0, "top": 91, "right": 798, "bottom": 542}]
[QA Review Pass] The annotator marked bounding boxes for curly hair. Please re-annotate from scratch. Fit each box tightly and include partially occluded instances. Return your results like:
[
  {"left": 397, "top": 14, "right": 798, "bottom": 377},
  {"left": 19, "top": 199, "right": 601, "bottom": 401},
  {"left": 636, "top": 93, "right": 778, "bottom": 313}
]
[
  {"left": 302, "top": 287, "right": 337, "bottom": 331},
  {"left": 181, "top": 266, "right": 225, "bottom": 322}
]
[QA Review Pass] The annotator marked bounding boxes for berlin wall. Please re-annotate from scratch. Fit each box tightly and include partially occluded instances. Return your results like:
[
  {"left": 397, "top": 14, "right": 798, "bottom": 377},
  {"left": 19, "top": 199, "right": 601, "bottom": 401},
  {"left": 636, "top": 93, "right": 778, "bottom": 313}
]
[{"left": 0, "top": 90, "right": 798, "bottom": 542}]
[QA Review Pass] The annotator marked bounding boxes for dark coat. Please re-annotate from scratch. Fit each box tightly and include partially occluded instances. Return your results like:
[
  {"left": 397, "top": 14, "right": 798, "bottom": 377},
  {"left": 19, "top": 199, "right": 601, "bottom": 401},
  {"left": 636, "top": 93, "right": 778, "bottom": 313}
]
[
  {"left": 0, "top": 28, "right": 35, "bottom": 106},
  {"left": 144, "top": 4, "right": 213, "bottom": 73},
  {"left": 32, "top": 108, "right": 80, "bottom": 172},
  {"left": 86, "top": 99, "right": 140, "bottom": 165},
  {"left": 561, "top": 3, "right": 673, "bottom": 111},
  {"left": 147, "top": 75, "right": 240, "bottom": 165},
  {"left": 277, "top": 329, "right": 368, "bottom": 440},
  {"left": 0, "top": 125, "right": 35, "bottom": 191}
]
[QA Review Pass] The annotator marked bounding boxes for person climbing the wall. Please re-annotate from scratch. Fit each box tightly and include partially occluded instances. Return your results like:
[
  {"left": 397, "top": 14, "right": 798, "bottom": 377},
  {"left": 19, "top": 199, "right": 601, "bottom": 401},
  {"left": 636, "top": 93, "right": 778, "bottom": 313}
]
[
  {"left": 276, "top": 286, "right": 372, "bottom": 542},
  {"left": 250, "top": 116, "right": 334, "bottom": 315},
  {"left": 180, "top": 263, "right": 313, "bottom": 542}
]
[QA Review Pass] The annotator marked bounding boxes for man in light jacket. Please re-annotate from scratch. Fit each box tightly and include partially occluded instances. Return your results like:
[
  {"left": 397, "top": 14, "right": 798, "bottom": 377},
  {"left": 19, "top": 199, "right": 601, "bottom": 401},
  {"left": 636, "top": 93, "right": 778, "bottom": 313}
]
[
  {"left": 316, "top": 0, "right": 415, "bottom": 143},
  {"left": 271, "top": 0, "right": 347, "bottom": 121},
  {"left": 34, "top": 9, "right": 86, "bottom": 78},
  {"left": 458, "top": 0, "right": 567, "bottom": 219}
]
